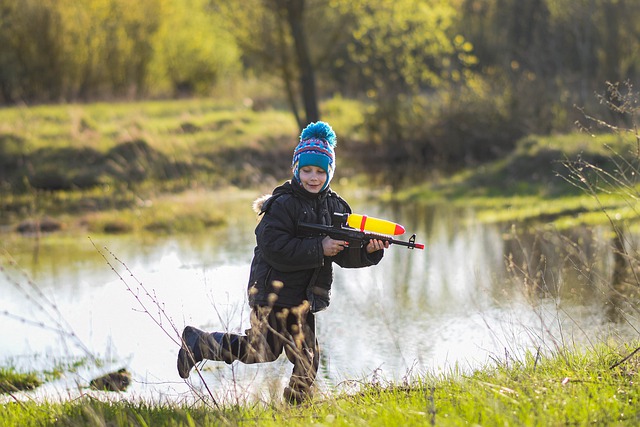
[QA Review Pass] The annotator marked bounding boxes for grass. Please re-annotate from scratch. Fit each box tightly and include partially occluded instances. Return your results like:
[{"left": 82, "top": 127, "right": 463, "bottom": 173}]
[
  {"left": 0, "top": 97, "right": 368, "bottom": 233},
  {"left": 80, "top": 189, "right": 230, "bottom": 235},
  {"left": 2, "top": 188, "right": 229, "bottom": 236},
  {"left": 2, "top": 98, "right": 637, "bottom": 234},
  {"left": 1, "top": 341, "right": 639, "bottom": 425},
  {"left": 0, "top": 99, "right": 299, "bottom": 199},
  {"left": 0, "top": 368, "right": 41, "bottom": 395},
  {"left": 387, "top": 132, "right": 640, "bottom": 229},
  {"left": 0, "top": 353, "right": 108, "bottom": 398},
  {"left": 0, "top": 97, "right": 367, "bottom": 196},
  {"left": 0, "top": 99, "right": 291, "bottom": 152}
]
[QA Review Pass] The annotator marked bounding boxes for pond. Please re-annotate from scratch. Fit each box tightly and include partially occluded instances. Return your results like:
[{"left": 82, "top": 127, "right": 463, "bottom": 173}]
[{"left": 1, "top": 191, "right": 638, "bottom": 404}]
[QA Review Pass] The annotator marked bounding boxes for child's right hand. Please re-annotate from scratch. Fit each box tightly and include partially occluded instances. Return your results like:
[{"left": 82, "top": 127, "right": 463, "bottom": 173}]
[{"left": 322, "top": 236, "right": 348, "bottom": 257}]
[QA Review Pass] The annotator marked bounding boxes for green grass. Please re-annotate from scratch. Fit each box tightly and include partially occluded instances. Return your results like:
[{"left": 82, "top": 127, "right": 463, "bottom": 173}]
[
  {"left": 2, "top": 98, "right": 639, "bottom": 233},
  {"left": 1, "top": 187, "right": 233, "bottom": 235},
  {"left": 0, "top": 97, "right": 369, "bottom": 233},
  {"left": 0, "top": 368, "right": 41, "bottom": 395},
  {"left": 388, "top": 132, "right": 640, "bottom": 229},
  {"left": 0, "top": 99, "right": 290, "bottom": 152},
  {"left": 0, "top": 355, "right": 106, "bottom": 398},
  {"left": 81, "top": 190, "right": 228, "bottom": 235},
  {"left": 0, "top": 97, "right": 365, "bottom": 190},
  {"left": 2, "top": 341, "right": 639, "bottom": 425},
  {"left": 0, "top": 99, "right": 300, "bottom": 197}
]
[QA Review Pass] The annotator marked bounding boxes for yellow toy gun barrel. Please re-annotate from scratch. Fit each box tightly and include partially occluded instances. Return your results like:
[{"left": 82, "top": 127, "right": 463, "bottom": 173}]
[{"left": 346, "top": 213, "right": 406, "bottom": 236}]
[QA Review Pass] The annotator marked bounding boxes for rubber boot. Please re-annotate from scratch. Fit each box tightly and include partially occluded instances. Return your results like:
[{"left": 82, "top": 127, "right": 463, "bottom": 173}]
[
  {"left": 283, "top": 385, "right": 313, "bottom": 405},
  {"left": 283, "top": 373, "right": 314, "bottom": 405},
  {"left": 177, "top": 326, "right": 225, "bottom": 378}
]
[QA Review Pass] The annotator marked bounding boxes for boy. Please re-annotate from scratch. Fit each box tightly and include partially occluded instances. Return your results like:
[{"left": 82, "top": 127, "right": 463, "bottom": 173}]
[{"left": 177, "top": 121, "right": 388, "bottom": 403}]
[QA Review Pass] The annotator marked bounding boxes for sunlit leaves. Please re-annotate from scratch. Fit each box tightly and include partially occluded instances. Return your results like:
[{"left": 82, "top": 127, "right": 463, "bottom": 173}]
[
  {"left": 0, "top": 0, "right": 241, "bottom": 101},
  {"left": 340, "top": 0, "right": 477, "bottom": 97},
  {"left": 152, "top": 0, "right": 240, "bottom": 95}
]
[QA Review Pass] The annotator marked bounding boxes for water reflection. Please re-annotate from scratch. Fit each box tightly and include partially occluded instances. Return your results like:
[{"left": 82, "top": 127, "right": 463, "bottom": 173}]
[{"left": 1, "top": 198, "right": 639, "bottom": 403}]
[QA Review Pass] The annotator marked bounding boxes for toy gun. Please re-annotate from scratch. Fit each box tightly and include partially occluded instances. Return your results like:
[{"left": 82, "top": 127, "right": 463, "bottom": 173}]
[{"left": 298, "top": 213, "right": 425, "bottom": 250}]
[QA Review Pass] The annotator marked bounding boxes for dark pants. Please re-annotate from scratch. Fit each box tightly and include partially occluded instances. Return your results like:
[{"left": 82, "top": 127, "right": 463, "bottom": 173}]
[{"left": 215, "top": 304, "right": 319, "bottom": 395}]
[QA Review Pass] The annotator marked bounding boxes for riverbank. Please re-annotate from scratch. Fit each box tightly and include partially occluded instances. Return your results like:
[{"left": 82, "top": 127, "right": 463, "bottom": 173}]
[
  {"left": 2, "top": 99, "right": 638, "bottom": 236},
  {"left": 388, "top": 132, "right": 640, "bottom": 230},
  {"left": 2, "top": 340, "right": 639, "bottom": 426}
]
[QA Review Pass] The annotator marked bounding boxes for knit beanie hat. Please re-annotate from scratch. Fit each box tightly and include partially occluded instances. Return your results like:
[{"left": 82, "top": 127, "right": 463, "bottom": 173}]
[{"left": 292, "top": 121, "right": 337, "bottom": 191}]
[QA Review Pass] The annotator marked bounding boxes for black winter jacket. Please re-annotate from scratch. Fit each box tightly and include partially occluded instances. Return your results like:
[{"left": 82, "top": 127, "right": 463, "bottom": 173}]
[{"left": 247, "top": 179, "right": 384, "bottom": 312}]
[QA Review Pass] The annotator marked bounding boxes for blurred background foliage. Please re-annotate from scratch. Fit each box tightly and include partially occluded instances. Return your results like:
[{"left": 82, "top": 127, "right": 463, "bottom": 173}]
[{"left": 0, "top": 0, "right": 638, "bottom": 185}]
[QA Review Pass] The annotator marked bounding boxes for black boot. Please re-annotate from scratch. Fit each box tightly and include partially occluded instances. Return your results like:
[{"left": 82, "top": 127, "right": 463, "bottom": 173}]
[
  {"left": 177, "top": 326, "right": 225, "bottom": 378},
  {"left": 283, "top": 385, "right": 313, "bottom": 405}
]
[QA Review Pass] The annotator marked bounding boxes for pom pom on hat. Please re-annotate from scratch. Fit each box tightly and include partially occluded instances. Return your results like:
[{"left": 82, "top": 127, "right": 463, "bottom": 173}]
[
  {"left": 292, "top": 121, "right": 337, "bottom": 191},
  {"left": 300, "top": 121, "right": 337, "bottom": 147}
]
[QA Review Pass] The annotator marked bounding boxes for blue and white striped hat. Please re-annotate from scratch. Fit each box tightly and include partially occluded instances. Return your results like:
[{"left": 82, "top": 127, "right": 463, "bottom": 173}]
[{"left": 292, "top": 121, "right": 337, "bottom": 191}]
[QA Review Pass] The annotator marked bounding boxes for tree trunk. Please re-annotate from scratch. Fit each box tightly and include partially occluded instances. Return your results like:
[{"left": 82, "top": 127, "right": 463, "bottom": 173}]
[
  {"left": 280, "top": 0, "right": 319, "bottom": 124},
  {"left": 274, "top": 8, "right": 303, "bottom": 128}
]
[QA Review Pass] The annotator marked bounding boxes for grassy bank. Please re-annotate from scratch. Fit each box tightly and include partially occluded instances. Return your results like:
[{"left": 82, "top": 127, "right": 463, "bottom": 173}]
[
  {"left": 0, "top": 368, "right": 41, "bottom": 395},
  {"left": 0, "top": 97, "right": 364, "bottom": 195},
  {"left": 390, "top": 132, "right": 640, "bottom": 229},
  {"left": 2, "top": 98, "right": 638, "bottom": 235},
  {"left": 2, "top": 341, "right": 639, "bottom": 426},
  {"left": 0, "top": 99, "right": 297, "bottom": 229},
  {"left": 0, "top": 98, "right": 366, "bottom": 234}
]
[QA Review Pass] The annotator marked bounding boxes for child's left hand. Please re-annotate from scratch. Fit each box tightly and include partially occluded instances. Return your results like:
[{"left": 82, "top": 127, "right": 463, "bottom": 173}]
[{"left": 366, "top": 239, "right": 389, "bottom": 253}]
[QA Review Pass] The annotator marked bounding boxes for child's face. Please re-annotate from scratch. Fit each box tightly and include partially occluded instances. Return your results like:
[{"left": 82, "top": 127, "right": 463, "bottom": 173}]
[{"left": 298, "top": 166, "right": 327, "bottom": 193}]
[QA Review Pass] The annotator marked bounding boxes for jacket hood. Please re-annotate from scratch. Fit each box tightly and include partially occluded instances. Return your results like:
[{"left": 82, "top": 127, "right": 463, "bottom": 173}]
[{"left": 252, "top": 193, "right": 272, "bottom": 214}]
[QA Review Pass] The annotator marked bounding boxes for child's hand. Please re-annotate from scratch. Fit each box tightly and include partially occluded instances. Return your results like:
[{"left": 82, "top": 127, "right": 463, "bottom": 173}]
[
  {"left": 322, "top": 237, "right": 348, "bottom": 257},
  {"left": 366, "top": 239, "right": 389, "bottom": 253}
]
